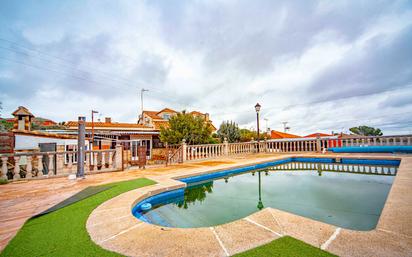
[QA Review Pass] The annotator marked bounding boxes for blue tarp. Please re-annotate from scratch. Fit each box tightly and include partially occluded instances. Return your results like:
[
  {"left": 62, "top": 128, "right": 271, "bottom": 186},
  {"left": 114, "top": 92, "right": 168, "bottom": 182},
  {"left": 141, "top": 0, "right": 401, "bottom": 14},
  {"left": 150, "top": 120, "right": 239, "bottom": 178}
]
[{"left": 329, "top": 146, "right": 412, "bottom": 154}]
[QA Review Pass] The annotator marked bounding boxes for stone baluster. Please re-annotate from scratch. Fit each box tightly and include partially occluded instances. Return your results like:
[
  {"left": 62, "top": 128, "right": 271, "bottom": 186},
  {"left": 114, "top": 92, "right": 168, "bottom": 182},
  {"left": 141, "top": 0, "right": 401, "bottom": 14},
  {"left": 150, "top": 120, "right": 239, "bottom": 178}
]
[
  {"left": 26, "top": 156, "right": 32, "bottom": 179},
  {"left": 93, "top": 152, "right": 98, "bottom": 171},
  {"left": 407, "top": 137, "right": 411, "bottom": 145},
  {"left": 48, "top": 154, "right": 54, "bottom": 176},
  {"left": 67, "top": 153, "right": 73, "bottom": 171},
  {"left": 13, "top": 156, "right": 21, "bottom": 180},
  {"left": 1, "top": 157, "right": 8, "bottom": 179},
  {"left": 37, "top": 155, "right": 43, "bottom": 176},
  {"left": 101, "top": 152, "right": 106, "bottom": 169}
]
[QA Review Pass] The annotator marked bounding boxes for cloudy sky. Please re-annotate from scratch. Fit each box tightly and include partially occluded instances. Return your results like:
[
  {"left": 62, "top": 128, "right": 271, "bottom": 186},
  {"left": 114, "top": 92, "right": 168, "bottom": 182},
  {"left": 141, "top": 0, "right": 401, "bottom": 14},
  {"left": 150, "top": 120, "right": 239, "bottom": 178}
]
[{"left": 1, "top": 0, "right": 412, "bottom": 135}]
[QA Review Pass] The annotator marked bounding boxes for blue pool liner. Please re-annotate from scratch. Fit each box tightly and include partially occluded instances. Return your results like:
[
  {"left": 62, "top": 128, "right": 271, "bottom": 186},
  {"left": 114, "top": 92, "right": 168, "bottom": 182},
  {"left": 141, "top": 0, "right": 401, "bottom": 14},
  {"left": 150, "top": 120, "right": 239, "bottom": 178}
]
[
  {"left": 329, "top": 146, "right": 412, "bottom": 154},
  {"left": 132, "top": 157, "right": 400, "bottom": 221},
  {"left": 132, "top": 188, "right": 185, "bottom": 221}
]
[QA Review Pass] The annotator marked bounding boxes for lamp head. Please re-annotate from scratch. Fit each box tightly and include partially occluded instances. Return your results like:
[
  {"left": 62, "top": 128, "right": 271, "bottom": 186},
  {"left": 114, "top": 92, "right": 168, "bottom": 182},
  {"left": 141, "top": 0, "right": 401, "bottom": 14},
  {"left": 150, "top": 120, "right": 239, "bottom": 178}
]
[{"left": 255, "top": 103, "right": 261, "bottom": 113}]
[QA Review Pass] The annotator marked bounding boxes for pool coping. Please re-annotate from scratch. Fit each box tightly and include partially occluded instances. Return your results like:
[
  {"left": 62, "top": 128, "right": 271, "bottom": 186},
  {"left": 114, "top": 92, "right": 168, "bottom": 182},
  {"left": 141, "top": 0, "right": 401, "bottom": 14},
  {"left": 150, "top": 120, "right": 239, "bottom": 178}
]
[{"left": 86, "top": 154, "right": 412, "bottom": 257}]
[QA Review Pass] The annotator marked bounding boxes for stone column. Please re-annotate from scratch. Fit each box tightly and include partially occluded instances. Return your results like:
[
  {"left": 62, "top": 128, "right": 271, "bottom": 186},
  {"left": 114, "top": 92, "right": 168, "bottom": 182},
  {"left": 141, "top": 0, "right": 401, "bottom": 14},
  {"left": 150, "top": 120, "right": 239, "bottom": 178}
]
[
  {"left": 182, "top": 139, "right": 187, "bottom": 162},
  {"left": 1, "top": 157, "right": 8, "bottom": 179},
  {"left": 56, "top": 153, "right": 64, "bottom": 176},
  {"left": 14, "top": 156, "right": 20, "bottom": 179},
  {"left": 26, "top": 156, "right": 32, "bottom": 179},
  {"left": 316, "top": 134, "right": 321, "bottom": 152},
  {"left": 115, "top": 144, "right": 123, "bottom": 170}
]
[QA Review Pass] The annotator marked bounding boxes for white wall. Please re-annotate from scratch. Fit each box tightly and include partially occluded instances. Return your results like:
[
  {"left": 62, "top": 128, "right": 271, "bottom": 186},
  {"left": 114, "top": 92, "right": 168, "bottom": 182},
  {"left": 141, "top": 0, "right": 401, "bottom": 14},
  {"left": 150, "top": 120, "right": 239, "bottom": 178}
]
[{"left": 15, "top": 134, "right": 78, "bottom": 150}]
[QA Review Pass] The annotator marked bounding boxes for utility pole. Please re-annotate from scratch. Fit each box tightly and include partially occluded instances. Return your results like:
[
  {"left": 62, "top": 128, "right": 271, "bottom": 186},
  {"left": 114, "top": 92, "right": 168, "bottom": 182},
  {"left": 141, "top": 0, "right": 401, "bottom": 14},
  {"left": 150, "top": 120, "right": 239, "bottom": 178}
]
[
  {"left": 140, "top": 88, "right": 149, "bottom": 121},
  {"left": 77, "top": 116, "right": 86, "bottom": 178},
  {"left": 91, "top": 110, "right": 98, "bottom": 148}
]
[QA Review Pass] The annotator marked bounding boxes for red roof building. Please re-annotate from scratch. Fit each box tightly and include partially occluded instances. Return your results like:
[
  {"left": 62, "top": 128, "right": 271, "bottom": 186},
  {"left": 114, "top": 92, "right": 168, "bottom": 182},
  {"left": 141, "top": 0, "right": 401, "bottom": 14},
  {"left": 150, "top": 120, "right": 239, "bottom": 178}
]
[
  {"left": 304, "top": 133, "right": 332, "bottom": 138},
  {"left": 270, "top": 130, "right": 301, "bottom": 139}
]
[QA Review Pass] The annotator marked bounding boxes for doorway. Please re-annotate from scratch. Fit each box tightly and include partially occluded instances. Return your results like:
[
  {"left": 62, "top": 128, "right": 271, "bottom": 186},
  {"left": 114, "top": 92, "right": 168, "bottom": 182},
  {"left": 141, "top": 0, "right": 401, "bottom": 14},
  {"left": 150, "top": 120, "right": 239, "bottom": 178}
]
[{"left": 130, "top": 139, "right": 151, "bottom": 161}]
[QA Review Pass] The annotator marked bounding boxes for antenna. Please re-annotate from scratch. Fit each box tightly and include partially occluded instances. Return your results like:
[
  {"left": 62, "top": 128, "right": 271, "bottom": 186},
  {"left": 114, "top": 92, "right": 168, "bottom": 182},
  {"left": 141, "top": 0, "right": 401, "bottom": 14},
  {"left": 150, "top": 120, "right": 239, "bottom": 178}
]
[
  {"left": 264, "top": 118, "right": 269, "bottom": 133},
  {"left": 282, "top": 121, "right": 290, "bottom": 132},
  {"left": 140, "top": 88, "right": 149, "bottom": 121}
]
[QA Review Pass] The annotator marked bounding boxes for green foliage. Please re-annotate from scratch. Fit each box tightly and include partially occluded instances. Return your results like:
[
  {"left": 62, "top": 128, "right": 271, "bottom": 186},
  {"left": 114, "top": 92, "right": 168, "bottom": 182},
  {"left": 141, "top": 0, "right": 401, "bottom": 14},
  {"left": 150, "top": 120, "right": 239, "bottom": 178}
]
[
  {"left": 239, "top": 128, "right": 268, "bottom": 142},
  {"left": 176, "top": 181, "right": 213, "bottom": 209},
  {"left": 0, "top": 178, "right": 155, "bottom": 257},
  {"left": 349, "top": 126, "right": 383, "bottom": 136},
  {"left": 234, "top": 236, "right": 336, "bottom": 257},
  {"left": 0, "top": 178, "right": 8, "bottom": 185},
  {"left": 159, "top": 112, "right": 213, "bottom": 145},
  {"left": 217, "top": 121, "right": 241, "bottom": 143},
  {"left": 0, "top": 119, "right": 13, "bottom": 132}
]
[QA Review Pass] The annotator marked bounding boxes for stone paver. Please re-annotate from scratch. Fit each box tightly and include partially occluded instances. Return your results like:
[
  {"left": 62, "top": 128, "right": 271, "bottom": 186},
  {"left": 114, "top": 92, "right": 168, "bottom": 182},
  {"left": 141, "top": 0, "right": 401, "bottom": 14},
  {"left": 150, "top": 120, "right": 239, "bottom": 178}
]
[
  {"left": 213, "top": 218, "right": 278, "bottom": 256},
  {"left": 1, "top": 153, "right": 411, "bottom": 256}
]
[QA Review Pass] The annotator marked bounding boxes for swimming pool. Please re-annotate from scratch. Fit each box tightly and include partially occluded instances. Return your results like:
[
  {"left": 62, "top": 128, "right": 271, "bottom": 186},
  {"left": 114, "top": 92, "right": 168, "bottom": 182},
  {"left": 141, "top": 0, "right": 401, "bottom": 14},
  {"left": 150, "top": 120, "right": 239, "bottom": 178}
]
[{"left": 133, "top": 158, "right": 399, "bottom": 231}]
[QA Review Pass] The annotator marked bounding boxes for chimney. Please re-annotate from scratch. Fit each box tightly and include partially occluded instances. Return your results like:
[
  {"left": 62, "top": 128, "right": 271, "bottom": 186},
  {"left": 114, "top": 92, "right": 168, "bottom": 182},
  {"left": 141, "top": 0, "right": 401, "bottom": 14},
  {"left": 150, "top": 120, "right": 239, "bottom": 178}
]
[
  {"left": 205, "top": 113, "right": 210, "bottom": 121},
  {"left": 105, "top": 117, "right": 112, "bottom": 123}
]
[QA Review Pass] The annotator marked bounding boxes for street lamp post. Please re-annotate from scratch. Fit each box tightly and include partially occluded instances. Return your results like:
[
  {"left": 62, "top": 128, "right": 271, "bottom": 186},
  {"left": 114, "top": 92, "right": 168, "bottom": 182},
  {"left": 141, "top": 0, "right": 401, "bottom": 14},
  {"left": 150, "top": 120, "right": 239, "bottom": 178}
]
[
  {"left": 257, "top": 171, "right": 264, "bottom": 210},
  {"left": 255, "top": 103, "right": 261, "bottom": 153}
]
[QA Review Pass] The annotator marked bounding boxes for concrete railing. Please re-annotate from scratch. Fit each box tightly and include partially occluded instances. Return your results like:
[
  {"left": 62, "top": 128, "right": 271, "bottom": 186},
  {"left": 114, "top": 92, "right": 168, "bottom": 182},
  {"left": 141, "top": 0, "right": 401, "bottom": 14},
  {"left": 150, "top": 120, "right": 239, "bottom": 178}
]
[
  {"left": 0, "top": 145, "right": 123, "bottom": 181},
  {"left": 339, "top": 135, "right": 412, "bottom": 147},
  {"left": 178, "top": 134, "right": 412, "bottom": 162},
  {"left": 185, "top": 142, "right": 226, "bottom": 161},
  {"left": 268, "top": 161, "right": 398, "bottom": 176}
]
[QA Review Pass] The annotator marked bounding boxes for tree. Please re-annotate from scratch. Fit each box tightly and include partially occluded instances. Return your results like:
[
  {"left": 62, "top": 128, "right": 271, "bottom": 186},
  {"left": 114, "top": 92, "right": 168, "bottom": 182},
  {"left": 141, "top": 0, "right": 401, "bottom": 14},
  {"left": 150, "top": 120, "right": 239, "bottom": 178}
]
[
  {"left": 159, "top": 112, "right": 213, "bottom": 145},
  {"left": 349, "top": 126, "right": 383, "bottom": 136},
  {"left": 239, "top": 128, "right": 268, "bottom": 142},
  {"left": 0, "top": 119, "right": 13, "bottom": 132},
  {"left": 217, "top": 121, "right": 240, "bottom": 143}
]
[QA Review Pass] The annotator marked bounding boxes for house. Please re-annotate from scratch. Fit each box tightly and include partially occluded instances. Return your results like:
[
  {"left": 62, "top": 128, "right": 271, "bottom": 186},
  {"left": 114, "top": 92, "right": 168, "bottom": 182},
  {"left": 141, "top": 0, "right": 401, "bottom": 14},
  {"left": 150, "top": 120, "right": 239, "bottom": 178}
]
[
  {"left": 270, "top": 130, "right": 301, "bottom": 139},
  {"left": 64, "top": 117, "right": 160, "bottom": 161},
  {"left": 304, "top": 133, "right": 332, "bottom": 138},
  {"left": 138, "top": 108, "right": 217, "bottom": 131}
]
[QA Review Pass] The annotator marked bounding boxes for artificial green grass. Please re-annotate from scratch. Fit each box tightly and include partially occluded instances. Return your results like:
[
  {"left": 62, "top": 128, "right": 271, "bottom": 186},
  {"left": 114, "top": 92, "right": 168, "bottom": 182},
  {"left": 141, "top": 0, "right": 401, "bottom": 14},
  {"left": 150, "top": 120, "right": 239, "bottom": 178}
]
[
  {"left": 0, "top": 178, "right": 155, "bottom": 257},
  {"left": 234, "top": 236, "right": 337, "bottom": 257}
]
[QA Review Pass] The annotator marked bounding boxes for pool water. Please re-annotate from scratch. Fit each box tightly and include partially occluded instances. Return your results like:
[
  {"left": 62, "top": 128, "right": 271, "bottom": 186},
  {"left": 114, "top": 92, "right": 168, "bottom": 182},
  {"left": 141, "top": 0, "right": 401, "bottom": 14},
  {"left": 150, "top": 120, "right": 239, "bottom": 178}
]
[{"left": 135, "top": 162, "right": 397, "bottom": 231}]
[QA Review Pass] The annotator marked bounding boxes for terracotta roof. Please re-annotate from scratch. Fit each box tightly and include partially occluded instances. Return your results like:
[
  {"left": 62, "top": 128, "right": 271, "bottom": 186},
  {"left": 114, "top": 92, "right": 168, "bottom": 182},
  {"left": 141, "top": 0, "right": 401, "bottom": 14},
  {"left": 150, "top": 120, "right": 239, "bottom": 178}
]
[
  {"left": 304, "top": 133, "right": 332, "bottom": 138},
  {"left": 65, "top": 121, "right": 153, "bottom": 130},
  {"left": 142, "top": 110, "right": 162, "bottom": 119},
  {"left": 12, "top": 106, "right": 34, "bottom": 117},
  {"left": 32, "top": 117, "right": 58, "bottom": 126},
  {"left": 270, "top": 130, "right": 301, "bottom": 139},
  {"left": 190, "top": 111, "right": 205, "bottom": 116},
  {"left": 157, "top": 108, "right": 177, "bottom": 114},
  {"left": 13, "top": 129, "right": 77, "bottom": 139},
  {"left": 0, "top": 118, "right": 14, "bottom": 122}
]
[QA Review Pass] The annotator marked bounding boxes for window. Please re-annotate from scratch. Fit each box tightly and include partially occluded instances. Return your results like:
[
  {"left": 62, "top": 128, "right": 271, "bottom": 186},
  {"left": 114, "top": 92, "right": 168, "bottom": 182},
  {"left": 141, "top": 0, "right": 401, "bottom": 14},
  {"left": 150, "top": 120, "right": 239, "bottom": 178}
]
[{"left": 162, "top": 114, "right": 171, "bottom": 120}]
